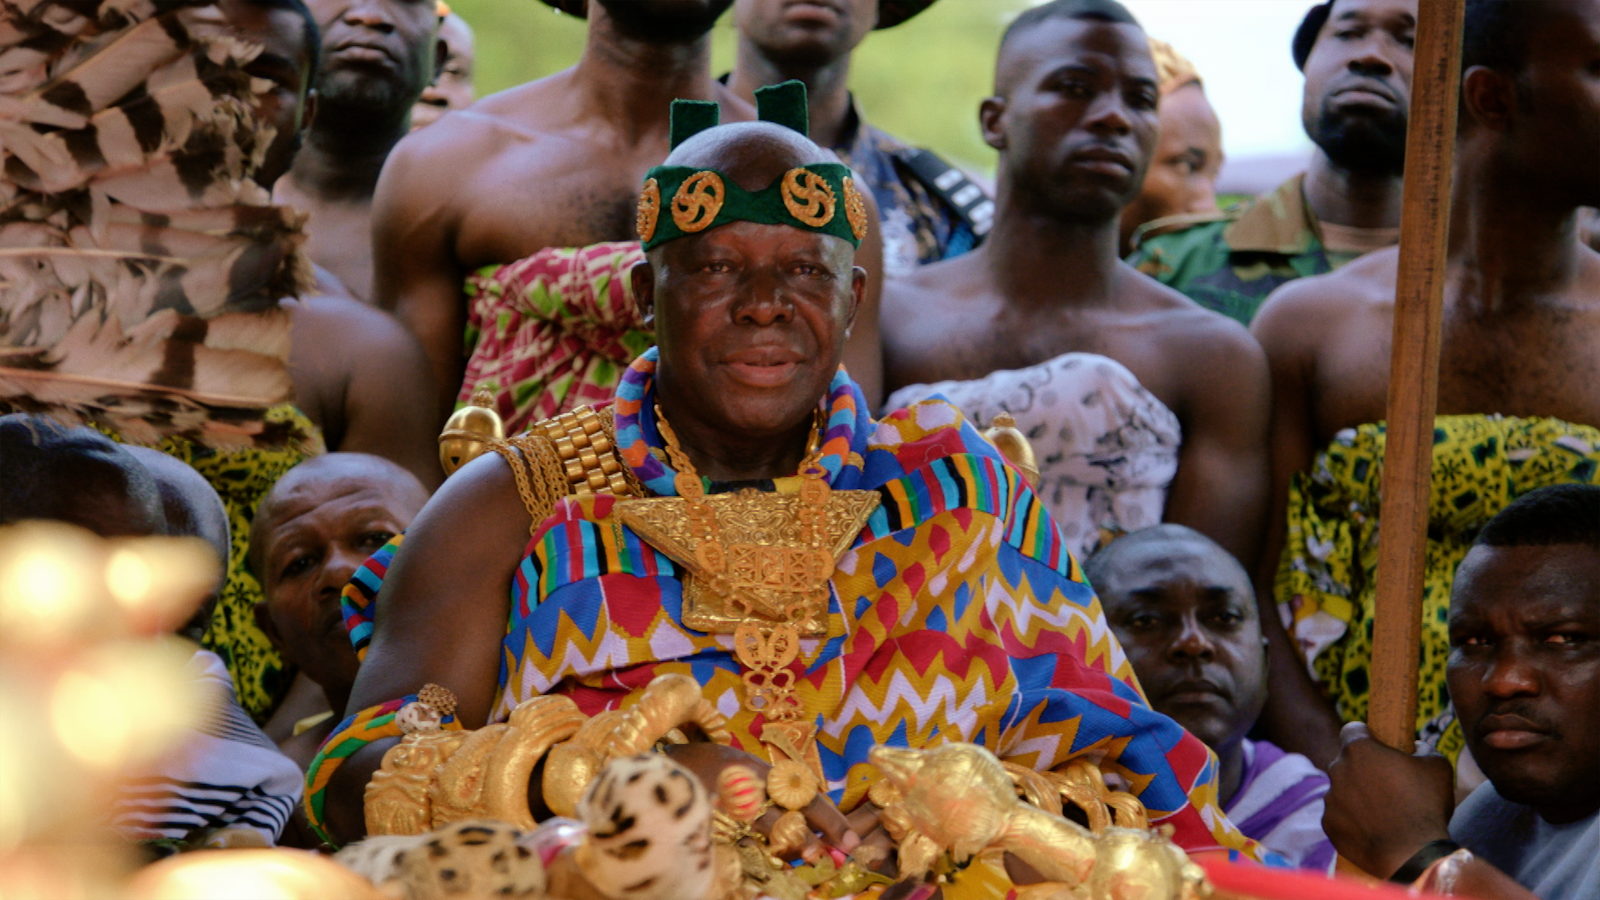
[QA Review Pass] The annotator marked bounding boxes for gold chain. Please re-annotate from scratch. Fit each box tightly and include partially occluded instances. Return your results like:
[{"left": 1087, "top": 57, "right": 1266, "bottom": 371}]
[{"left": 654, "top": 404, "right": 826, "bottom": 721}]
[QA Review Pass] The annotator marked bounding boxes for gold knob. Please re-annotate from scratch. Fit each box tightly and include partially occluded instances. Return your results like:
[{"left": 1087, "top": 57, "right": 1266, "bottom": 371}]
[
  {"left": 438, "top": 385, "right": 505, "bottom": 476},
  {"left": 983, "top": 412, "right": 1040, "bottom": 489}
]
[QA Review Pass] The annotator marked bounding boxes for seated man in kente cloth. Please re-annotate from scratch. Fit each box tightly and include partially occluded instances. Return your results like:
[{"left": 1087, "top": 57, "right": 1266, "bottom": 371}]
[
  {"left": 374, "top": 0, "right": 886, "bottom": 435},
  {"left": 306, "top": 84, "right": 1258, "bottom": 871},
  {"left": 1251, "top": 0, "right": 1600, "bottom": 770}
]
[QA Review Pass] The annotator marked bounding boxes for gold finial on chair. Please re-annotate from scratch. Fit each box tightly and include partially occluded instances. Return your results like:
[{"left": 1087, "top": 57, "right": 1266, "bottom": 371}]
[
  {"left": 438, "top": 384, "right": 506, "bottom": 476},
  {"left": 983, "top": 412, "right": 1040, "bottom": 489}
]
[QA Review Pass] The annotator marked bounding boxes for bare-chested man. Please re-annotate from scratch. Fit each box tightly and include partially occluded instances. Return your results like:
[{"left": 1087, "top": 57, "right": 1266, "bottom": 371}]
[
  {"left": 1253, "top": 0, "right": 1600, "bottom": 769},
  {"left": 883, "top": 0, "right": 1269, "bottom": 572},
  {"left": 222, "top": 0, "right": 440, "bottom": 488},
  {"left": 275, "top": 0, "right": 441, "bottom": 302},
  {"left": 373, "top": 0, "right": 885, "bottom": 434}
]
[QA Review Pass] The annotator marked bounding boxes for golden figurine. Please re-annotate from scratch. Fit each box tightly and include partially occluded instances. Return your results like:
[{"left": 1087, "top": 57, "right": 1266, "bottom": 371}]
[
  {"left": 983, "top": 412, "right": 1041, "bottom": 489},
  {"left": 439, "top": 384, "right": 506, "bottom": 476}
]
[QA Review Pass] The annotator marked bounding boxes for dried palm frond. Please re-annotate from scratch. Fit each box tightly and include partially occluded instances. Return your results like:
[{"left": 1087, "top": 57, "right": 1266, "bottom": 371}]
[{"left": 0, "top": 0, "right": 314, "bottom": 449}]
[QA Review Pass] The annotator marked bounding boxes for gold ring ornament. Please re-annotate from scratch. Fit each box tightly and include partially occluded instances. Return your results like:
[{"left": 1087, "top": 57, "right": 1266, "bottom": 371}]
[
  {"left": 671, "top": 171, "right": 725, "bottom": 233},
  {"left": 637, "top": 177, "right": 661, "bottom": 242},
  {"left": 781, "top": 167, "right": 837, "bottom": 227},
  {"left": 843, "top": 176, "right": 870, "bottom": 241}
]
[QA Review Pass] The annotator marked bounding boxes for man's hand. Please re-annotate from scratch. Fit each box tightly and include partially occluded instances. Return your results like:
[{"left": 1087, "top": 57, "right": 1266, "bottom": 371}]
[
  {"left": 1323, "top": 722, "right": 1455, "bottom": 878},
  {"left": 663, "top": 742, "right": 859, "bottom": 862}
]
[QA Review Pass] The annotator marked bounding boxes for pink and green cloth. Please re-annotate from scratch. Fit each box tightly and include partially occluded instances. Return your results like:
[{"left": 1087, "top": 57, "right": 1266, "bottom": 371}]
[{"left": 460, "top": 241, "right": 653, "bottom": 435}]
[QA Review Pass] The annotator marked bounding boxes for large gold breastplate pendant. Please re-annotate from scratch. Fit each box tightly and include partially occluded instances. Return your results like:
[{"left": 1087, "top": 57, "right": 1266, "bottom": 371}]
[{"left": 615, "top": 487, "right": 880, "bottom": 718}]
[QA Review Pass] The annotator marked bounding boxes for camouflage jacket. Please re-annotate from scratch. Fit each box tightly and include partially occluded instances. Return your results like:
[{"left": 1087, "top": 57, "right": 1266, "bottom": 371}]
[{"left": 1128, "top": 174, "right": 1368, "bottom": 325}]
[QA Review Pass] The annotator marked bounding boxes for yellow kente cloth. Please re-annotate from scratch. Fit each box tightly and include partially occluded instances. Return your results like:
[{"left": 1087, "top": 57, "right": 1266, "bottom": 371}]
[{"left": 1277, "top": 414, "right": 1600, "bottom": 758}]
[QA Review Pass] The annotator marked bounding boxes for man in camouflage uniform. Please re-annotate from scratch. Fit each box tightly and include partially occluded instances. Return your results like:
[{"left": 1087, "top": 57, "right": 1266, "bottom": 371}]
[{"left": 1128, "top": 0, "right": 1415, "bottom": 325}]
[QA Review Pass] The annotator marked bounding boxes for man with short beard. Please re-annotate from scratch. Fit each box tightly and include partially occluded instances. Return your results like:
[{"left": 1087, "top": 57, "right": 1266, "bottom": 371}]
[
  {"left": 1253, "top": 0, "right": 1600, "bottom": 770},
  {"left": 375, "top": 1, "right": 887, "bottom": 433},
  {"left": 1129, "top": 0, "right": 1415, "bottom": 325},
  {"left": 276, "top": 0, "right": 441, "bottom": 302}
]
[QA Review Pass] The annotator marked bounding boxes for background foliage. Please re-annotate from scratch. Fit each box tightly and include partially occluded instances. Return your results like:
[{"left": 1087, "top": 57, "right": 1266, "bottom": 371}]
[{"left": 447, "top": 0, "right": 1034, "bottom": 173}]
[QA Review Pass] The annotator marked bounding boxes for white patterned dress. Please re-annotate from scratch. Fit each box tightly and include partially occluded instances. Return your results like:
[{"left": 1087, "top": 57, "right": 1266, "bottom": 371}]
[{"left": 886, "top": 353, "right": 1182, "bottom": 560}]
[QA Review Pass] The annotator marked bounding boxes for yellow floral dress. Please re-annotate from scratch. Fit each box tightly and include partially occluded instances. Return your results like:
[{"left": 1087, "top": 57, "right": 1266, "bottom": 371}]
[{"left": 1277, "top": 414, "right": 1600, "bottom": 760}]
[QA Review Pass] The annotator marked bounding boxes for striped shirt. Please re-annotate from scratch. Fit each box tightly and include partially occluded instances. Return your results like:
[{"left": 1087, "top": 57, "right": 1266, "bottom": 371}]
[
  {"left": 1225, "top": 739, "right": 1336, "bottom": 872},
  {"left": 112, "top": 650, "right": 303, "bottom": 846}
]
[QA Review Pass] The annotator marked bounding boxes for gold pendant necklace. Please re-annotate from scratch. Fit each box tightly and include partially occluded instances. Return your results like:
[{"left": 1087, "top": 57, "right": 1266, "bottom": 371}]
[{"left": 615, "top": 405, "right": 879, "bottom": 721}]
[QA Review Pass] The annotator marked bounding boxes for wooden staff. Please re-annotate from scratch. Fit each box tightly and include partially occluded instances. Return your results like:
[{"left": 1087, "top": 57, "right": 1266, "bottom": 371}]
[{"left": 1368, "top": 0, "right": 1466, "bottom": 751}]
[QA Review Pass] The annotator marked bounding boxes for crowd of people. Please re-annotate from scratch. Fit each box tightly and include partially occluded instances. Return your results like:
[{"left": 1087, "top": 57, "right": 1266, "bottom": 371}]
[{"left": 2, "top": 0, "right": 1598, "bottom": 897}]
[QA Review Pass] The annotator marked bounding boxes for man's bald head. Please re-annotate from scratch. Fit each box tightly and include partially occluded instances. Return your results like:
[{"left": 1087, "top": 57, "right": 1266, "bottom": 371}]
[
  {"left": 0, "top": 415, "right": 165, "bottom": 538},
  {"left": 120, "top": 446, "right": 230, "bottom": 642},
  {"left": 250, "top": 453, "right": 428, "bottom": 697},
  {"left": 662, "top": 121, "right": 837, "bottom": 194},
  {"left": 122, "top": 447, "right": 230, "bottom": 564},
  {"left": 250, "top": 452, "right": 428, "bottom": 575},
  {"left": 1086, "top": 525, "right": 1267, "bottom": 755}
]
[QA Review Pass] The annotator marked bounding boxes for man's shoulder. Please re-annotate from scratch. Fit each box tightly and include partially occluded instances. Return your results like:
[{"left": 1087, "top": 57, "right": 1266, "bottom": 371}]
[{"left": 1252, "top": 247, "right": 1398, "bottom": 334}]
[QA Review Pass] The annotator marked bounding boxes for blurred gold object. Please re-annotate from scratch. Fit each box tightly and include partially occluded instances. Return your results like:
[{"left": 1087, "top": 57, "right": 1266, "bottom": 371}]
[
  {"left": 439, "top": 384, "right": 505, "bottom": 476},
  {"left": 983, "top": 413, "right": 1040, "bottom": 488},
  {"left": 482, "top": 695, "right": 588, "bottom": 828}
]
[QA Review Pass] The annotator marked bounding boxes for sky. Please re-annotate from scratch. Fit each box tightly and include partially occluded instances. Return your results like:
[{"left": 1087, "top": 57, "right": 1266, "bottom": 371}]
[{"left": 1122, "top": 0, "right": 1317, "bottom": 161}]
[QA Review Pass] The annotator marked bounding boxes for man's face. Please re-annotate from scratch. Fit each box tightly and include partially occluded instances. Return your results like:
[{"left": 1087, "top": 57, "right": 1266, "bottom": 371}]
[
  {"left": 734, "top": 0, "right": 877, "bottom": 68},
  {"left": 1448, "top": 544, "right": 1600, "bottom": 822},
  {"left": 411, "top": 13, "right": 474, "bottom": 131},
  {"left": 986, "top": 18, "right": 1161, "bottom": 223},
  {"left": 254, "top": 475, "right": 422, "bottom": 692},
  {"left": 1300, "top": 0, "right": 1415, "bottom": 176},
  {"left": 203, "top": 1, "right": 314, "bottom": 188},
  {"left": 1099, "top": 536, "right": 1267, "bottom": 753},
  {"left": 306, "top": 0, "right": 437, "bottom": 118},
  {"left": 639, "top": 222, "right": 863, "bottom": 440},
  {"left": 596, "top": 0, "right": 735, "bottom": 43},
  {"left": 1120, "top": 82, "right": 1222, "bottom": 239},
  {"left": 1500, "top": 1, "right": 1600, "bottom": 206}
]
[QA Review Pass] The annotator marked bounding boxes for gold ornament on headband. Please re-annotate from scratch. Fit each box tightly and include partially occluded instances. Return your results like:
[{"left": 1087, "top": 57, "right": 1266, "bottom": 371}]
[
  {"left": 843, "top": 177, "right": 869, "bottom": 242},
  {"left": 782, "top": 168, "right": 837, "bottom": 227},
  {"left": 671, "top": 171, "right": 725, "bottom": 233},
  {"left": 637, "top": 178, "right": 661, "bottom": 243}
]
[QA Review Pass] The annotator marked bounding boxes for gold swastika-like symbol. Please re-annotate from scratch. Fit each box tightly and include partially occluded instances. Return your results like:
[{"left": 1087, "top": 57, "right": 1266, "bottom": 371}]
[
  {"left": 671, "top": 171, "right": 725, "bottom": 233},
  {"left": 781, "top": 168, "right": 837, "bottom": 227}
]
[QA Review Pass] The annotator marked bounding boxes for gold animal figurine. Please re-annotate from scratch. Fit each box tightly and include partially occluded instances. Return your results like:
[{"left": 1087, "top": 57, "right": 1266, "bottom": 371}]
[{"left": 869, "top": 743, "right": 1208, "bottom": 900}]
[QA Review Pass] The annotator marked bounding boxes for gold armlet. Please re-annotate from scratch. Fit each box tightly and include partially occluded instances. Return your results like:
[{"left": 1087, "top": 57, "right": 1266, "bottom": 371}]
[
  {"left": 603, "top": 672, "right": 732, "bottom": 758},
  {"left": 365, "top": 731, "right": 466, "bottom": 837},
  {"left": 480, "top": 696, "right": 588, "bottom": 829}
]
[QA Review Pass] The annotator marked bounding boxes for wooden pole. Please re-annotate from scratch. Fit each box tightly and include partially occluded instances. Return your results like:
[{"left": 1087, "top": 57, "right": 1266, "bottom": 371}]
[{"left": 1368, "top": 0, "right": 1466, "bottom": 751}]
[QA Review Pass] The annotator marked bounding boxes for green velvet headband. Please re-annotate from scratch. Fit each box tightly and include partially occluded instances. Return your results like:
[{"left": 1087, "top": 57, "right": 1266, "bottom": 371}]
[{"left": 637, "top": 81, "right": 869, "bottom": 251}]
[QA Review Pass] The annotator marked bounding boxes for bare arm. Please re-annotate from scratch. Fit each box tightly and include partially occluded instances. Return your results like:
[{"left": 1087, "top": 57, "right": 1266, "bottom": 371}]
[
  {"left": 336, "top": 301, "right": 445, "bottom": 491},
  {"left": 1161, "top": 317, "right": 1271, "bottom": 572},
  {"left": 371, "top": 130, "right": 469, "bottom": 426},
  {"left": 842, "top": 176, "right": 884, "bottom": 408},
  {"left": 1248, "top": 285, "right": 1344, "bottom": 767},
  {"left": 322, "top": 451, "right": 532, "bottom": 844}
]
